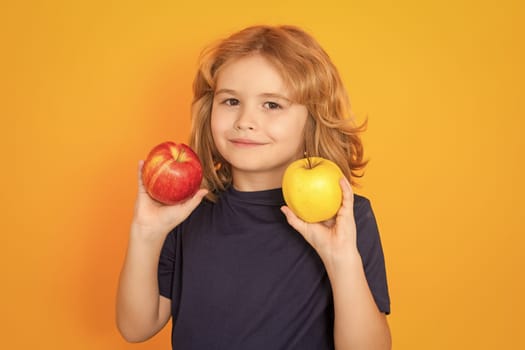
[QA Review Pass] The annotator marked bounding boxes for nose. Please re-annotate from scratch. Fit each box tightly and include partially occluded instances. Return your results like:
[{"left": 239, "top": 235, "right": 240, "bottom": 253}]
[{"left": 234, "top": 106, "right": 256, "bottom": 130}]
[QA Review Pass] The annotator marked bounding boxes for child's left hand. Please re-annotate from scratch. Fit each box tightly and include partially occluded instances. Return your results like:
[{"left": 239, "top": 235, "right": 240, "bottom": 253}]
[{"left": 281, "top": 177, "right": 360, "bottom": 268}]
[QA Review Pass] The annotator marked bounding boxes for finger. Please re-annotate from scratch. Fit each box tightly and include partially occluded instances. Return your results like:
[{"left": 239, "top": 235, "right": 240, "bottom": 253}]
[
  {"left": 137, "top": 160, "right": 147, "bottom": 194},
  {"left": 335, "top": 177, "right": 355, "bottom": 223},
  {"left": 341, "top": 176, "right": 354, "bottom": 201},
  {"left": 339, "top": 176, "right": 354, "bottom": 209}
]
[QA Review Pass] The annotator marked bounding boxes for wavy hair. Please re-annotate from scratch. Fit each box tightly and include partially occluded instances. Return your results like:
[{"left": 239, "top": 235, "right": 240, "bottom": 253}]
[{"left": 189, "top": 25, "right": 368, "bottom": 200}]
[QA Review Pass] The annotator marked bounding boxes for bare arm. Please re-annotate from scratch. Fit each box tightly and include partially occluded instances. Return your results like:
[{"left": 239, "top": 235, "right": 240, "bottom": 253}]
[
  {"left": 326, "top": 250, "right": 391, "bottom": 349},
  {"left": 116, "top": 224, "right": 173, "bottom": 342},
  {"left": 281, "top": 177, "right": 391, "bottom": 349},
  {"left": 116, "top": 160, "right": 207, "bottom": 342}
]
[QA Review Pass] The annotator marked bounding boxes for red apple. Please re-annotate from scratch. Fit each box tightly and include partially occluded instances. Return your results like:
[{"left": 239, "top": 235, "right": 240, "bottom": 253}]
[{"left": 142, "top": 141, "right": 203, "bottom": 205}]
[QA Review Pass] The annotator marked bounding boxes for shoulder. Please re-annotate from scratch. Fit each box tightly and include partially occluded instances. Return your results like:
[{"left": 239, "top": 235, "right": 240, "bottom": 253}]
[
  {"left": 353, "top": 194, "right": 375, "bottom": 222},
  {"left": 353, "top": 194, "right": 381, "bottom": 245},
  {"left": 353, "top": 193, "right": 370, "bottom": 209},
  {"left": 352, "top": 195, "right": 391, "bottom": 314}
]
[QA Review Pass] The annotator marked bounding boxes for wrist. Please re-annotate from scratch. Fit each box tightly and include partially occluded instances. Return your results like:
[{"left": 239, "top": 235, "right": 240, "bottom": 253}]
[
  {"left": 322, "top": 247, "right": 363, "bottom": 279},
  {"left": 129, "top": 221, "right": 169, "bottom": 248}
]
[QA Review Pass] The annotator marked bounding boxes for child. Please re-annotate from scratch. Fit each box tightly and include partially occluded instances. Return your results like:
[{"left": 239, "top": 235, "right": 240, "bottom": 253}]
[{"left": 117, "top": 25, "right": 391, "bottom": 349}]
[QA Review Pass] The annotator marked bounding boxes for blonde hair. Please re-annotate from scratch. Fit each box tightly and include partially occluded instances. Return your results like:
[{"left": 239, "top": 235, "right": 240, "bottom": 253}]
[{"left": 189, "top": 25, "right": 368, "bottom": 200}]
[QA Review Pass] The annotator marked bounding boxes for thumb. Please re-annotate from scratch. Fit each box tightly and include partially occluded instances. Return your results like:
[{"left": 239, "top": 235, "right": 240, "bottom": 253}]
[
  {"left": 184, "top": 188, "right": 209, "bottom": 210},
  {"left": 280, "top": 206, "right": 308, "bottom": 238},
  {"left": 169, "top": 188, "right": 209, "bottom": 223}
]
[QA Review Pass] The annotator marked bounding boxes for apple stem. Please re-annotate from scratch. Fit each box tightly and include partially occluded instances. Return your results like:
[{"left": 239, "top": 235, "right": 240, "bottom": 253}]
[
  {"left": 306, "top": 154, "right": 312, "bottom": 169},
  {"left": 177, "top": 149, "right": 186, "bottom": 162}
]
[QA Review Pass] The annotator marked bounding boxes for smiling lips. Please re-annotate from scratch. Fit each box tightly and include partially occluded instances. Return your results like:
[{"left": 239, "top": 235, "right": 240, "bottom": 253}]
[{"left": 229, "top": 138, "right": 267, "bottom": 147}]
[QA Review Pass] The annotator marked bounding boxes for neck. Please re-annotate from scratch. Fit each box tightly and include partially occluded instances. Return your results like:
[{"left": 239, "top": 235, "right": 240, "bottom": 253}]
[{"left": 231, "top": 171, "right": 283, "bottom": 192}]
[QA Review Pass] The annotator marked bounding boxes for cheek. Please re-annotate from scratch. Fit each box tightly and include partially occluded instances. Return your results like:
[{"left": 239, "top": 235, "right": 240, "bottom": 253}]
[
  {"left": 271, "top": 120, "right": 305, "bottom": 149},
  {"left": 276, "top": 110, "right": 308, "bottom": 146},
  {"left": 210, "top": 109, "right": 224, "bottom": 139},
  {"left": 210, "top": 109, "right": 231, "bottom": 155},
  {"left": 290, "top": 130, "right": 306, "bottom": 154}
]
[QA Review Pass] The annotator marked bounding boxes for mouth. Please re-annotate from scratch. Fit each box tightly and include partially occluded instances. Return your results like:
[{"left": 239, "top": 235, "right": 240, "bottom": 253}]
[{"left": 229, "top": 138, "right": 267, "bottom": 147}]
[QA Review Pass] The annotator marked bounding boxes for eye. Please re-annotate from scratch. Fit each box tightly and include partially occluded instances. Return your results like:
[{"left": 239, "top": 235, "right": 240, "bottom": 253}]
[
  {"left": 222, "top": 98, "right": 240, "bottom": 106},
  {"left": 263, "top": 101, "right": 282, "bottom": 110}
]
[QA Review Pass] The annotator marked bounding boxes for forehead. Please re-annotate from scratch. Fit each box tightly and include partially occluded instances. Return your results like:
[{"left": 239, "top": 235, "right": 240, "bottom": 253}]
[{"left": 215, "top": 54, "right": 291, "bottom": 95}]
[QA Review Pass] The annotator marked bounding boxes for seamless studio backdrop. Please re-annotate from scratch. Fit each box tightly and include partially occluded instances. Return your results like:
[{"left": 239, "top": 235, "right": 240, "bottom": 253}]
[{"left": 3, "top": 0, "right": 524, "bottom": 349}]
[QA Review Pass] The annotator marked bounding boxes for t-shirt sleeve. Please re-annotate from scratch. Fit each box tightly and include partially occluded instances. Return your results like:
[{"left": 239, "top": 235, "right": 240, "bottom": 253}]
[
  {"left": 355, "top": 196, "right": 391, "bottom": 314},
  {"left": 158, "top": 229, "right": 176, "bottom": 299}
]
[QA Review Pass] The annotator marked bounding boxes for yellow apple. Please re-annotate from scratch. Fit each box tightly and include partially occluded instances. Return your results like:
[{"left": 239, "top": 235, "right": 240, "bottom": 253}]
[{"left": 282, "top": 157, "right": 344, "bottom": 223}]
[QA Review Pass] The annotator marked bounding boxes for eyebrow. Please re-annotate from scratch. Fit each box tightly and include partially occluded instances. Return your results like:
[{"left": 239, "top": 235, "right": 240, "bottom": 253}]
[
  {"left": 214, "top": 89, "right": 292, "bottom": 102},
  {"left": 214, "top": 89, "right": 236, "bottom": 96}
]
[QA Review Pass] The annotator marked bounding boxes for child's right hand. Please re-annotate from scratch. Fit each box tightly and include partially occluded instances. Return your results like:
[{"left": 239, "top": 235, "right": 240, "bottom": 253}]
[{"left": 130, "top": 160, "right": 208, "bottom": 242}]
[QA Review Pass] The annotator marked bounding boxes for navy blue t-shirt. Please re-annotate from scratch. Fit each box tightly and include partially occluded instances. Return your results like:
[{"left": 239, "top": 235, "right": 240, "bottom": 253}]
[{"left": 158, "top": 186, "right": 390, "bottom": 350}]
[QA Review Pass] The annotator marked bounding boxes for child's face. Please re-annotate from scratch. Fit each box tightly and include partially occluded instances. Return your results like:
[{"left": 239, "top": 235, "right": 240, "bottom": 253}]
[{"left": 211, "top": 54, "right": 308, "bottom": 191}]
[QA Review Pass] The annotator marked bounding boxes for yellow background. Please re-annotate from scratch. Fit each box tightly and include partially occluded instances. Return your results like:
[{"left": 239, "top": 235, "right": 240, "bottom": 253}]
[{"left": 3, "top": 0, "right": 524, "bottom": 349}]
